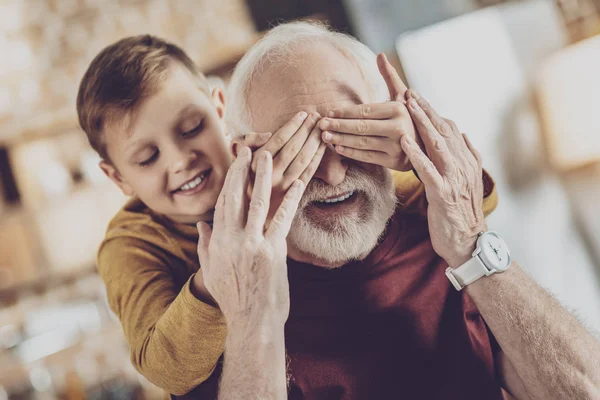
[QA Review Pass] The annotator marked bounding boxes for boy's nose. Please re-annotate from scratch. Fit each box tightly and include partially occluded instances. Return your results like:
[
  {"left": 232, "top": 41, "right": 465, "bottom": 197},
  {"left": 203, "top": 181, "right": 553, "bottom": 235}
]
[
  {"left": 313, "top": 148, "right": 348, "bottom": 187},
  {"left": 171, "top": 149, "right": 197, "bottom": 174}
]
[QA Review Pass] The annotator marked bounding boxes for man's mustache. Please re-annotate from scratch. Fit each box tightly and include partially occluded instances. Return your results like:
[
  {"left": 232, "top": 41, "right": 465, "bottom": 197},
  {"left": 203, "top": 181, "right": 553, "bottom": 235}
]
[{"left": 298, "top": 165, "right": 388, "bottom": 209}]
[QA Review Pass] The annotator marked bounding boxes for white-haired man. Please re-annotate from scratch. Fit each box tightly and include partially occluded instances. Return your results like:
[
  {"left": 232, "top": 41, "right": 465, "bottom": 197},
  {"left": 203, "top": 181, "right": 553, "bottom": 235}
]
[{"left": 198, "top": 22, "right": 600, "bottom": 400}]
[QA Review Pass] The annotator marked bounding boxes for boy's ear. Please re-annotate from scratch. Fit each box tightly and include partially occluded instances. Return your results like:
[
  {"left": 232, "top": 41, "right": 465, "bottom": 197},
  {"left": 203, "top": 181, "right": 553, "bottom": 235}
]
[
  {"left": 99, "top": 160, "right": 135, "bottom": 197},
  {"left": 211, "top": 87, "right": 226, "bottom": 120}
]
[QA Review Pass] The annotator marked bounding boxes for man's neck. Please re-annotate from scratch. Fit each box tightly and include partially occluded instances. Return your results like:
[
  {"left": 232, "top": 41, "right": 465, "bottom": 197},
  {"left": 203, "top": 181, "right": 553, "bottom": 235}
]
[
  {"left": 286, "top": 245, "right": 369, "bottom": 269},
  {"left": 286, "top": 246, "right": 343, "bottom": 268}
]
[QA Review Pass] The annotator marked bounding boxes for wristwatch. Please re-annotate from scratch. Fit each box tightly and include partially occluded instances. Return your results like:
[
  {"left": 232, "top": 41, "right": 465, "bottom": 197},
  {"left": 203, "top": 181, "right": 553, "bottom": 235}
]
[{"left": 445, "top": 231, "right": 511, "bottom": 291}]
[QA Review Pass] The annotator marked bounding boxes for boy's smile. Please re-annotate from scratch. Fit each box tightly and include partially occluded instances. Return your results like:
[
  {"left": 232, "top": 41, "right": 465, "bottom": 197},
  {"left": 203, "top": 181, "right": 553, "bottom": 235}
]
[
  {"left": 100, "top": 64, "right": 233, "bottom": 224},
  {"left": 171, "top": 169, "right": 212, "bottom": 195}
]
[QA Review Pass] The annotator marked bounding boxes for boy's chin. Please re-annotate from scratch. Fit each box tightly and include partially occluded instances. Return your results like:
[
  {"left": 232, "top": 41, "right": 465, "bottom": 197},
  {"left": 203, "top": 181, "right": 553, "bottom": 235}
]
[
  {"left": 161, "top": 201, "right": 216, "bottom": 225},
  {"left": 165, "top": 210, "right": 214, "bottom": 225}
]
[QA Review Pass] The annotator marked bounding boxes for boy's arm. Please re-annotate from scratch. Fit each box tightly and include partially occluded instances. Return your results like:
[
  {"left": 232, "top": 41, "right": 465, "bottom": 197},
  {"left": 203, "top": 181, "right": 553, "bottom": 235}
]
[
  {"left": 98, "top": 237, "right": 226, "bottom": 396},
  {"left": 393, "top": 169, "right": 498, "bottom": 217}
]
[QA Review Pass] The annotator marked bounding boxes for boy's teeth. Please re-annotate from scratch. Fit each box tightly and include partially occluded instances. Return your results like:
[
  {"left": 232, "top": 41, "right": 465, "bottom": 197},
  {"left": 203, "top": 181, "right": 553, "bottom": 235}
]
[
  {"left": 317, "top": 191, "right": 355, "bottom": 204},
  {"left": 179, "top": 172, "right": 206, "bottom": 191}
]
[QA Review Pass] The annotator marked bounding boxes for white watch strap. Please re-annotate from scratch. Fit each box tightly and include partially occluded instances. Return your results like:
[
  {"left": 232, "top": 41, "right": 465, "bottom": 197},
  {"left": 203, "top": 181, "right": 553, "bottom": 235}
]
[{"left": 445, "top": 256, "right": 490, "bottom": 291}]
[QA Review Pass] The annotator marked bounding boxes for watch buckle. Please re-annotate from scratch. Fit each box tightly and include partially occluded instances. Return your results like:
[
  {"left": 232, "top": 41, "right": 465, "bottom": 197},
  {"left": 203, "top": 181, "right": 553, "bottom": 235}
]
[{"left": 445, "top": 267, "right": 463, "bottom": 291}]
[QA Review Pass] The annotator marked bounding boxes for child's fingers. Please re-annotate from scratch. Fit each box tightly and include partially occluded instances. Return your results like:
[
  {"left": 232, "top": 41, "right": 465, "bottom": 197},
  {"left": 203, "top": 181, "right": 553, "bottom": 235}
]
[
  {"left": 334, "top": 145, "right": 394, "bottom": 168},
  {"left": 280, "top": 123, "right": 322, "bottom": 185},
  {"left": 298, "top": 143, "right": 326, "bottom": 185},
  {"left": 377, "top": 53, "right": 408, "bottom": 101},
  {"left": 252, "top": 111, "right": 309, "bottom": 171},
  {"left": 266, "top": 180, "right": 305, "bottom": 240},
  {"left": 243, "top": 132, "right": 272, "bottom": 149},
  {"left": 326, "top": 102, "right": 406, "bottom": 120},
  {"left": 232, "top": 132, "right": 272, "bottom": 157},
  {"left": 319, "top": 117, "right": 391, "bottom": 136},
  {"left": 322, "top": 131, "right": 390, "bottom": 153},
  {"left": 273, "top": 112, "right": 320, "bottom": 174},
  {"left": 246, "top": 151, "right": 273, "bottom": 235}
]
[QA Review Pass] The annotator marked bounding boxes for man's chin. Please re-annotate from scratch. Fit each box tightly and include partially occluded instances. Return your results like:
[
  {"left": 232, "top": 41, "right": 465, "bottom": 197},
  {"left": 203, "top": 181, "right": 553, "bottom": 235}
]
[
  {"left": 288, "top": 163, "right": 397, "bottom": 267},
  {"left": 288, "top": 208, "right": 391, "bottom": 268}
]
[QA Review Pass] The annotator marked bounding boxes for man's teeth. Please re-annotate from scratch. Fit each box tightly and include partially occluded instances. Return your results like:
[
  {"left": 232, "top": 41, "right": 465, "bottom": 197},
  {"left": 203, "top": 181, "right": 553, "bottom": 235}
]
[
  {"left": 316, "top": 191, "right": 355, "bottom": 204},
  {"left": 179, "top": 172, "right": 207, "bottom": 191}
]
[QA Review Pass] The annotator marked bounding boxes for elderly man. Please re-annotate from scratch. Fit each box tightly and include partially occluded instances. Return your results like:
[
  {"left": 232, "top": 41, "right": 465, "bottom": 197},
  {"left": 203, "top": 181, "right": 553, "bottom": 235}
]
[{"left": 198, "top": 22, "right": 600, "bottom": 399}]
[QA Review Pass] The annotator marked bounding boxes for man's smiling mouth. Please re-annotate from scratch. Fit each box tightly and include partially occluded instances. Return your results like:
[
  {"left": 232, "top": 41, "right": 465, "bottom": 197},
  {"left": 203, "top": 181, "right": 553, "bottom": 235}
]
[{"left": 312, "top": 190, "right": 356, "bottom": 205}]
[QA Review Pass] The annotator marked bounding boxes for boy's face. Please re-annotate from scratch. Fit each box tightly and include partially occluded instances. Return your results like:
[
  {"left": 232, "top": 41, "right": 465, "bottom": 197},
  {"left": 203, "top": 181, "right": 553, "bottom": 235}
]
[{"left": 100, "top": 65, "right": 233, "bottom": 224}]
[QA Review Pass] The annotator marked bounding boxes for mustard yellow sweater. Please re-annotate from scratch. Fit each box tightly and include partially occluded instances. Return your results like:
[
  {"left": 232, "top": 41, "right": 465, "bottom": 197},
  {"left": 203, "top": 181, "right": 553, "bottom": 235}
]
[{"left": 97, "top": 170, "right": 498, "bottom": 395}]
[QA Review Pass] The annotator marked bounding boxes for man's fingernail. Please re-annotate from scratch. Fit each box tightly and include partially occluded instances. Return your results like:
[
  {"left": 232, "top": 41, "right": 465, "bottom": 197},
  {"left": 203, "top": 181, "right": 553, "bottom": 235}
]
[
  {"left": 299, "top": 111, "right": 308, "bottom": 119},
  {"left": 336, "top": 145, "right": 345, "bottom": 153},
  {"left": 320, "top": 119, "right": 330, "bottom": 129},
  {"left": 410, "top": 90, "right": 420, "bottom": 100},
  {"left": 409, "top": 99, "right": 419, "bottom": 109},
  {"left": 323, "top": 131, "right": 332, "bottom": 141},
  {"left": 328, "top": 110, "right": 336, "bottom": 117}
]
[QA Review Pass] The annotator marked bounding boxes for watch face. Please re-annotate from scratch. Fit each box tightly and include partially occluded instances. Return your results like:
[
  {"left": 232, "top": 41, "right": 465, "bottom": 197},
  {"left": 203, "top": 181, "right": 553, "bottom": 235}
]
[{"left": 478, "top": 232, "right": 511, "bottom": 271}]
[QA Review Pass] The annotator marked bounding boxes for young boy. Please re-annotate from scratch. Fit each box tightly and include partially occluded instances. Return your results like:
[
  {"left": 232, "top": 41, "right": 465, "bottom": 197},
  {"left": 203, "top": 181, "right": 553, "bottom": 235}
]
[{"left": 77, "top": 35, "right": 497, "bottom": 398}]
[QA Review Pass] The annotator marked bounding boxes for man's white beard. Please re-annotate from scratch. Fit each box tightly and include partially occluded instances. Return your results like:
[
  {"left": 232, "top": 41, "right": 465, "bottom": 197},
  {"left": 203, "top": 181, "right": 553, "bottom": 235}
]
[{"left": 287, "top": 165, "right": 397, "bottom": 267}]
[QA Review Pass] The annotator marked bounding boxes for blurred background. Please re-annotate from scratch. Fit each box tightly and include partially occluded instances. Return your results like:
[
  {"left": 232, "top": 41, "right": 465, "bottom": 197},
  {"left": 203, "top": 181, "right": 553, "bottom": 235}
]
[{"left": 0, "top": 0, "right": 599, "bottom": 398}]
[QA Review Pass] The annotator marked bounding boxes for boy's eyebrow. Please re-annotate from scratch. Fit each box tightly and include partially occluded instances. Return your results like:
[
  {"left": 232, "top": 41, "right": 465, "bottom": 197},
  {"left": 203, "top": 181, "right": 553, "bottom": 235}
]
[
  {"left": 124, "top": 138, "right": 151, "bottom": 154},
  {"left": 177, "top": 104, "right": 199, "bottom": 119},
  {"left": 124, "top": 104, "right": 203, "bottom": 153}
]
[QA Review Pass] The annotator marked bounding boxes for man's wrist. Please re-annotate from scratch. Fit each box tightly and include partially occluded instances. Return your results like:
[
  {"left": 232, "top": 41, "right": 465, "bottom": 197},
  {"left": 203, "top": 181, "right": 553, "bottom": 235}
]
[
  {"left": 225, "top": 312, "right": 286, "bottom": 365},
  {"left": 446, "top": 235, "right": 481, "bottom": 267},
  {"left": 466, "top": 260, "right": 518, "bottom": 292},
  {"left": 221, "top": 304, "right": 288, "bottom": 399},
  {"left": 226, "top": 307, "right": 287, "bottom": 334}
]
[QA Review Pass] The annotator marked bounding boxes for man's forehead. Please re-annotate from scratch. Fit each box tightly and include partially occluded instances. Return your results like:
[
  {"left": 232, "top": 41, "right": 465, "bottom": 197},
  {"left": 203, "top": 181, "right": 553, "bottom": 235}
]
[
  {"left": 274, "top": 77, "right": 364, "bottom": 119},
  {"left": 247, "top": 45, "right": 371, "bottom": 133}
]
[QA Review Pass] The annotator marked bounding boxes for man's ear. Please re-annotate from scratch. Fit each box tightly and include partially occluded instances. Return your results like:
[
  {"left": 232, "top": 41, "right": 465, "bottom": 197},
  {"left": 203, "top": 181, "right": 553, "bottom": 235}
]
[
  {"left": 99, "top": 160, "right": 135, "bottom": 196},
  {"left": 211, "top": 87, "right": 226, "bottom": 120}
]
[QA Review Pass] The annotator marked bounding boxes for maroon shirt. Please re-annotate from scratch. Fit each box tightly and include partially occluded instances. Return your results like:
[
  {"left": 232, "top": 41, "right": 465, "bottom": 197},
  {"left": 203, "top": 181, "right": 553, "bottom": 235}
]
[
  {"left": 283, "top": 210, "right": 502, "bottom": 399},
  {"left": 183, "top": 209, "right": 503, "bottom": 399}
]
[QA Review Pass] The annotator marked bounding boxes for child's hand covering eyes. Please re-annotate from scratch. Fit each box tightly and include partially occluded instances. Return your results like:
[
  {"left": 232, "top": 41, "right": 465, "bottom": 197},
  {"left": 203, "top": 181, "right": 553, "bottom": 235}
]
[
  {"left": 233, "top": 111, "right": 326, "bottom": 219},
  {"left": 318, "top": 53, "right": 419, "bottom": 172}
]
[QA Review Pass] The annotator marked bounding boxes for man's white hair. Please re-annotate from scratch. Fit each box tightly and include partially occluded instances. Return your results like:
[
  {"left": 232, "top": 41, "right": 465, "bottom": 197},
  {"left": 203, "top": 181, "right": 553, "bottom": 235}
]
[{"left": 226, "top": 21, "right": 389, "bottom": 137}]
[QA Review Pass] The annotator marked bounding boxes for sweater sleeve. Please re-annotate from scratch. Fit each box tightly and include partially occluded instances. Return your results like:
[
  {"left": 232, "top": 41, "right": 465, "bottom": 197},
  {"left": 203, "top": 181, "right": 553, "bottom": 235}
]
[
  {"left": 392, "top": 169, "right": 498, "bottom": 217},
  {"left": 97, "top": 237, "right": 226, "bottom": 395}
]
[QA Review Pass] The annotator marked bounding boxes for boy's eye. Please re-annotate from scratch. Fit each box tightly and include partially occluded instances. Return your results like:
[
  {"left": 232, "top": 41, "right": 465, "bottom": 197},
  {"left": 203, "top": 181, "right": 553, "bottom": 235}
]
[
  {"left": 182, "top": 120, "right": 204, "bottom": 138},
  {"left": 139, "top": 151, "right": 159, "bottom": 167}
]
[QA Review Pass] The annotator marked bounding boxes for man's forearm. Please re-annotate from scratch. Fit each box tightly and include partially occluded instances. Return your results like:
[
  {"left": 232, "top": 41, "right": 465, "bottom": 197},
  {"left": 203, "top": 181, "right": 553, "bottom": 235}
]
[
  {"left": 467, "top": 262, "right": 600, "bottom": 399},
  {"left": 219, "top": 312, "right": 287, "bottom": 400}
]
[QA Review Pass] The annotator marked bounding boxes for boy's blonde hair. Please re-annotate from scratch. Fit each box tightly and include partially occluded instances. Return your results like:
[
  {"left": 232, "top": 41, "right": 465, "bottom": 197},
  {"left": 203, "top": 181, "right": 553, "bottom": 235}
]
[{"left": 77, "top": 35, "right": 209, "bottom": 162}]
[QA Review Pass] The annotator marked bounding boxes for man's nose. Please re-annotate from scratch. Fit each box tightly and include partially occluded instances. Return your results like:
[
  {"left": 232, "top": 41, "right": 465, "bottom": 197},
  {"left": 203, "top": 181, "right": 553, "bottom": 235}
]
[{"left": 313, "top": 148, "right": 348, "bottom": 186}]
